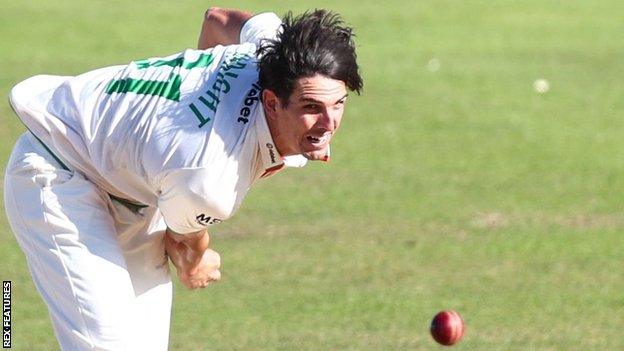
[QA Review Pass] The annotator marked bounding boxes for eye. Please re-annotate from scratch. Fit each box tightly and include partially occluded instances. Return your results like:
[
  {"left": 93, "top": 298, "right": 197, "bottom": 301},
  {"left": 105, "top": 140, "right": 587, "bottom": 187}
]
[
  {"left": 303, "top": 103, "right": 321, "bottom": 112},
  {"left": 333, "top": 99, "right": 347, "bottom": 110}
]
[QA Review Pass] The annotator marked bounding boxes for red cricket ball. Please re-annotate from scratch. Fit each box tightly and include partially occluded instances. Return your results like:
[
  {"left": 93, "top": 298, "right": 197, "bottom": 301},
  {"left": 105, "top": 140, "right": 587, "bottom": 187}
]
[{"left": 430, "top": 310, "right": 465, "bottom": 346}]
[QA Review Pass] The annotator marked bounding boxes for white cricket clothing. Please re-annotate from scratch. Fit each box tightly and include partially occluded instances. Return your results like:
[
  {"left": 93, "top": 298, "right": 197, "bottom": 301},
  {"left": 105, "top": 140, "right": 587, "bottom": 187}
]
[
  {"left": 239, "top": 12, "right": 282, "bottom": 45},
  {"left": 4, "top": 133, "right": 172, "bottom": 350},
  {"left": 4, "top": 12, "right": 295, "bottom": 351},
  {"left": 9, "top": 11, "right": 303, "bottom": 235}
]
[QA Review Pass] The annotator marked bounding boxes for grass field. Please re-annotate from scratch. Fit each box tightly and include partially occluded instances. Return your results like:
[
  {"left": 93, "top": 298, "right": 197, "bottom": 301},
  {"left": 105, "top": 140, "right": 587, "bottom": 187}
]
[{"left": 1, "top": 1, "right": 624, "bottom": 350}]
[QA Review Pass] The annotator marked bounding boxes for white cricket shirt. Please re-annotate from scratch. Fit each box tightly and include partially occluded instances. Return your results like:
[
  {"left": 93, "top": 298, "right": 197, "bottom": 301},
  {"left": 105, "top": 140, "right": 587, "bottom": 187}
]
[{"left": 9, "top": 12, "right": 306, "bottom": 234}]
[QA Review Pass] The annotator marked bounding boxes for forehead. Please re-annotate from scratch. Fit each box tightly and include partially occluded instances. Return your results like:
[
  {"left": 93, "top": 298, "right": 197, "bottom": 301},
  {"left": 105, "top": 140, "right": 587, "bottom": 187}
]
[{"left": 291, "top": 75, "right": 347, "bottom": 102}]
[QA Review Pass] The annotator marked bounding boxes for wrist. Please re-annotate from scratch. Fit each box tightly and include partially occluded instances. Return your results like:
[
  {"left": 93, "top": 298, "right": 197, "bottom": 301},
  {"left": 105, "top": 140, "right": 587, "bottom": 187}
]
[{"left": 184, "top": 230, "right": 209, "bottom": 253}]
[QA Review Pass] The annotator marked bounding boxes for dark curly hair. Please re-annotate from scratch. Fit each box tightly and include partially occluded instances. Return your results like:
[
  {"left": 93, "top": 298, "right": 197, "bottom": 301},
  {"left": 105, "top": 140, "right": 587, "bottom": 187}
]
[{"left": 257, "top": 10, "right": 363, "bottom": 105}]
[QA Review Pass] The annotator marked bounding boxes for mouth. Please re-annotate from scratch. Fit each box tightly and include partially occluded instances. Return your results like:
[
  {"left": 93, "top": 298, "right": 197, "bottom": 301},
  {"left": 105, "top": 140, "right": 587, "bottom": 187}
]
[{"left": 305, "top": 132, "right": 332, "bottom": 150}]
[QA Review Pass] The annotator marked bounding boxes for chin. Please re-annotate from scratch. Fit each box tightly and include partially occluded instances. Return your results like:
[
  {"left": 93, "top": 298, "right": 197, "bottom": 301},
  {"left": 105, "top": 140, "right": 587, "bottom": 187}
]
[{"left": 303, "top": 149, "right": 330, "bottom": 162}]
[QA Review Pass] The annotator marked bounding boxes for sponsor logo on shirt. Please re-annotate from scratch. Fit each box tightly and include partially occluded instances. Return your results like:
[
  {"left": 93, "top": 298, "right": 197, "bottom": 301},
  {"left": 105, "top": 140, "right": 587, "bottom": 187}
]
[
  {"left": 188, "top": 51, "right": 254, "bottom": 129},
  {"left": 238, "top": 82, "right": 262, "bottom": 124},
  {"left": 196, "top": 213, "right": 222, "bottom": 226},
  {"left": 266, "top": 143, "right": 277, "bottom": 164}
]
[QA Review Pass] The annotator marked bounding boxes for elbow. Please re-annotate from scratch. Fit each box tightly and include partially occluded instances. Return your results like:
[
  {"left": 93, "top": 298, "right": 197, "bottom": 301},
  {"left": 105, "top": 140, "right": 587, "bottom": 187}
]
[
  {"left": 199, "top": 7, "right": 250, "bottom": 48},
  {"left": 204, "top": 7, "right": 227, "bottom": 26}
]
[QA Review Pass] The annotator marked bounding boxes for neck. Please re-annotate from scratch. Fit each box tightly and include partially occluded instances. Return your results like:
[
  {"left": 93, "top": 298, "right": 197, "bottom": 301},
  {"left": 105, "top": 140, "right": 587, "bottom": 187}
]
[{"left": 263, "top": 104, "right": 295, "bottom": 157}]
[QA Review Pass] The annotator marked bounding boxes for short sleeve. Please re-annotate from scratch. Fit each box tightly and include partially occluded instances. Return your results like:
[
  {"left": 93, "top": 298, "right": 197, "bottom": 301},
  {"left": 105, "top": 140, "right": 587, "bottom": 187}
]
[
  {"left": 158, "top": 168, "right": 232, "bottom": 234},
  {"left": 239, "top": 12, "right": 282, "bottom": 46}
]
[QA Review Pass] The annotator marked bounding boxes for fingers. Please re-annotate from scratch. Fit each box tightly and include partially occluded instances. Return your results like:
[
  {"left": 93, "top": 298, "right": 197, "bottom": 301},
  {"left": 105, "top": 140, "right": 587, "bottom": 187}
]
[
  {"left": 208, "top": 269, "right": 221, "bottom": 281},
  {"left": 183, "top": 249, "right": 222, "bottom": 290},
  {"left": 188, "top": 249, "right": 221, "bottom": 275},
  {"left": 183, "top": 269, "right": 221, "bottom": 290}
]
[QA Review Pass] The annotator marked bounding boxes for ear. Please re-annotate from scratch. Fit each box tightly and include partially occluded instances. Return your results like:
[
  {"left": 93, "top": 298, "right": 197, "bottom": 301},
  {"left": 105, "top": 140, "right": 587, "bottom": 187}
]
[{"left": 262, "top": 89, "right": 279, "bottom": 120}]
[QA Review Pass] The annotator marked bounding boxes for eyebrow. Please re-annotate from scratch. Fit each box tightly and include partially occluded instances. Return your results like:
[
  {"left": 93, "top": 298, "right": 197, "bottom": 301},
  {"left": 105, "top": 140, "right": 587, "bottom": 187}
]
[{"left": 300, "top": 94, "right": 349, "bottom": 105}]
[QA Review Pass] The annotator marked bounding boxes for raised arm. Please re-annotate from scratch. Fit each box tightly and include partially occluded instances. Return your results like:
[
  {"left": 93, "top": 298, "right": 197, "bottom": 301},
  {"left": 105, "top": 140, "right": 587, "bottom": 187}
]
[{"left": 198, "top": 7, "right": 253, "bottom": 49}]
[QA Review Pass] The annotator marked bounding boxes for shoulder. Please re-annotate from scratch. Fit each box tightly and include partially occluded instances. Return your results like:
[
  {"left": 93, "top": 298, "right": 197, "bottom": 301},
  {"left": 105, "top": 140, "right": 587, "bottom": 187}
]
[
  {"left": 9, "top": 75, "right": 70, "bottom": 115},
  {"left": 240, "top": 12, "right": 282, "bottom": 45},
  {"left": 157, "top": 167, "right": 231, "bottom": 232},
  {"left": 160, "top": 168, "right": 234, "bottom": 215}
]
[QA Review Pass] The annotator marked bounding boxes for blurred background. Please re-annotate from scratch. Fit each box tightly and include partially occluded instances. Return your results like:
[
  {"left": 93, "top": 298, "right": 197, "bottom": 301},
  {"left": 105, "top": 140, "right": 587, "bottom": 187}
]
[{"left": 1, "top": 1, "right": 623, "bottom": 349}]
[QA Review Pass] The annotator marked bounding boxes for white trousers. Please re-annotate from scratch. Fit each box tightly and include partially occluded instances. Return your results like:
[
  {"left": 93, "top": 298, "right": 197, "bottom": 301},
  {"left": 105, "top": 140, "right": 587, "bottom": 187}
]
[{"left": 4, "top": 133, "right": 173, "bottom": 351}]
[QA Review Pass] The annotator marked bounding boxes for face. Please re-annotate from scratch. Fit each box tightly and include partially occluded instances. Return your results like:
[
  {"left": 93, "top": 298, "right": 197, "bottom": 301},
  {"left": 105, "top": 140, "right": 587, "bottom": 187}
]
[{"left": 263, "top": 74, "right": 348, "bottom": 161}]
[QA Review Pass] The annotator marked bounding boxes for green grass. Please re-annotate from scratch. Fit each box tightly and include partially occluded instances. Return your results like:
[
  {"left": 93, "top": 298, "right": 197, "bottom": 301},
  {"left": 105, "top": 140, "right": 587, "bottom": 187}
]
[{"left": 2, "top": 1, "right": 624, "bottom": 349}]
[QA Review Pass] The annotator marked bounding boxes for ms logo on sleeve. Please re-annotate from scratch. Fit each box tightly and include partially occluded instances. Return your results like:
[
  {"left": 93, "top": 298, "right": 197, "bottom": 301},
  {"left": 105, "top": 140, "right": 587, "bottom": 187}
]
[{"left": 196, "top": 213, "right": 222, "bottom": 226}]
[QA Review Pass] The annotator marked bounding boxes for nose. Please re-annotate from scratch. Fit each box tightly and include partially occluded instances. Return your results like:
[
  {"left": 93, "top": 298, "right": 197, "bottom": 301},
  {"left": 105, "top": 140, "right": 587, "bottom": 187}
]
[{"left": 317, "top": 108, "right": 339, "bottom": 131}]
